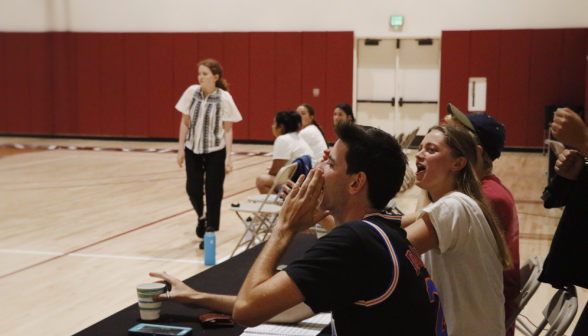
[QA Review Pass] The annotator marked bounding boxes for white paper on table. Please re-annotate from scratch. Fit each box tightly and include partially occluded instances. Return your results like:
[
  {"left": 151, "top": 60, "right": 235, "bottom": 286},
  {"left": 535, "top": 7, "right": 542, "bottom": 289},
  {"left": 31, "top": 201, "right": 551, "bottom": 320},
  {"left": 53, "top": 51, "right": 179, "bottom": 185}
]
[{"left": 240, "top": 313, "right": 331, "bottom": 336}]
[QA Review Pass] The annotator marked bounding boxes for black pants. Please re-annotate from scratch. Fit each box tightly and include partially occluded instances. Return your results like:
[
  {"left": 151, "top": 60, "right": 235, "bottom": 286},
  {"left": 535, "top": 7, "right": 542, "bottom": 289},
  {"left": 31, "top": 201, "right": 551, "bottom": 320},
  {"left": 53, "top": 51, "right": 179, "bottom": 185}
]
[{"left": 184, "top": 147, "right": 226, "bottom": 231}]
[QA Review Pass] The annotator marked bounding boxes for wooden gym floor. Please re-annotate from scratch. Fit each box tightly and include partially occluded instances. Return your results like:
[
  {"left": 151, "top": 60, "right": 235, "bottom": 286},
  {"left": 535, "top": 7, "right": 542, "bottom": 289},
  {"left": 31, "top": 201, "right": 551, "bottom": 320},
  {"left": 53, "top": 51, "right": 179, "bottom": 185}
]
[{"left": 0, "top": 136, "right": 585, "bottom": 336}]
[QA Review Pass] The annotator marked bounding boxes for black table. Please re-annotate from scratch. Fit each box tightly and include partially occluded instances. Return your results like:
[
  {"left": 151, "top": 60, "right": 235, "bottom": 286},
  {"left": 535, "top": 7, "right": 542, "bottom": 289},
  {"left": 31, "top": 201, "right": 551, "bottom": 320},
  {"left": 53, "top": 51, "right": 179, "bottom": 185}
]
[{"left": 74, "top": 234, "right": 328, "bottom": 336}]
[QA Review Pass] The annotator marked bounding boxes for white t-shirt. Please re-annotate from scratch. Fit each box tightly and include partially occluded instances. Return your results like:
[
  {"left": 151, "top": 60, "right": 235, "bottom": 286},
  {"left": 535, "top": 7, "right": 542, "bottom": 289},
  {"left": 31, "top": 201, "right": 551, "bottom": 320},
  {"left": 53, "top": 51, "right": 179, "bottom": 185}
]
[
  {"left": 175, "top": 85, "right": 242, "bottom": 154},
  {"left": 299, "top": 124, "right": 328, "bottom": 167},
  {"left": 418, "top": 191, "right": 505, "bottom": 336},
  {"left": 273, "top": 132, "right": 313, "bottom": 164}
]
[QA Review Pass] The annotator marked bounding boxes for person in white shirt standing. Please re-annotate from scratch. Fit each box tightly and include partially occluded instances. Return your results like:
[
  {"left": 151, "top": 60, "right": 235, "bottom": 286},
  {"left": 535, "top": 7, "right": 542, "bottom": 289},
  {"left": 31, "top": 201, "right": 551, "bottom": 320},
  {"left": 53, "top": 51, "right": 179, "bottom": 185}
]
[
  {"left": 175, "top": 59, "right": 243, "bottom": 249},
  {"left": 256, "top": 111, "right": 312, "bottom": 194},
  {"left": 296, "top": 104, "right": 328, "bottom": 167},
  {"left": 401, "top": 124, "right": 513, "bottom": 336}
]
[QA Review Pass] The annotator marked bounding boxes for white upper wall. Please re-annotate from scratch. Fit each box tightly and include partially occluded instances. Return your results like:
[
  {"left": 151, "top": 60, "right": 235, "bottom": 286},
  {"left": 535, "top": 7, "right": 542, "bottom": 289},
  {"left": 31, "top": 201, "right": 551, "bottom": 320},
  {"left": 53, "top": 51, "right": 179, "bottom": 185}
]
[{"left": 1, "top": 0, "right": 587, "bottom": 36}]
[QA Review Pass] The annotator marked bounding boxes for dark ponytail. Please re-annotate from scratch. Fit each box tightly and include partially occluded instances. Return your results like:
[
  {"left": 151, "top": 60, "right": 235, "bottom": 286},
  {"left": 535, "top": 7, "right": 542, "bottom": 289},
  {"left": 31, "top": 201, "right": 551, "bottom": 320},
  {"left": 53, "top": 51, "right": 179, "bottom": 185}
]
[
  {"left": 198, "top": 59, "right": 229, "bottom": 91},
  {"left": 302, "top": 104, "right": 328, "bottom": 147},
  {"left": 276, "top": 111, "right": 302, "bottom": 134}
]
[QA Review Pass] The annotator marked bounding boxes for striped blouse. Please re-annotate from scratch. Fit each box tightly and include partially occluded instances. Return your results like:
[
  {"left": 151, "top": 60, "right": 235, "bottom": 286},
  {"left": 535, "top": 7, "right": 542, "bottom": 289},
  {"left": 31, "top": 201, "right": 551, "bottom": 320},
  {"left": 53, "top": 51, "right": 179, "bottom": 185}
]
[{"left": 175, "top": 85, "right": 242, "bottom": 154}]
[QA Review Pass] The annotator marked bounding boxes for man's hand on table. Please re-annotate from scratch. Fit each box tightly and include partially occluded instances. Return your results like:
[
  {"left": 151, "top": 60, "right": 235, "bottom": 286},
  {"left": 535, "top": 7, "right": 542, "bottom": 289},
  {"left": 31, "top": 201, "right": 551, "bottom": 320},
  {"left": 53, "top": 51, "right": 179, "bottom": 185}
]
[
  {"left": 150, "top": 272, "right": 198, "bottom": 306},
  {"left": 149, "top": 272, "right": 237, "bottom": 314}
]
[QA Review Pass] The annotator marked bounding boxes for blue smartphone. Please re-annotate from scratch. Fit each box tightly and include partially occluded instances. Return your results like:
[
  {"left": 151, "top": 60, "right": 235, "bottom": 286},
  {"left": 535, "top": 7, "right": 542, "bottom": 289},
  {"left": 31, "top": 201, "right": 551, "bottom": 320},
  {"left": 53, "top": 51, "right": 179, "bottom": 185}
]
[{"left": 128, "top": 323, "right": 192, "bottom": 336}]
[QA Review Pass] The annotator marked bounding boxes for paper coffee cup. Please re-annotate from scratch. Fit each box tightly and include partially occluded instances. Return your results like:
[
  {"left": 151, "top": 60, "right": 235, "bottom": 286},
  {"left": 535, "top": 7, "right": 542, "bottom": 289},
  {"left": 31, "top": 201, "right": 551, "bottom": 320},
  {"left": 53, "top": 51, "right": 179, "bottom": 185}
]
[{"left": 136, "top": 283, "right": 166, "bottom": 320}]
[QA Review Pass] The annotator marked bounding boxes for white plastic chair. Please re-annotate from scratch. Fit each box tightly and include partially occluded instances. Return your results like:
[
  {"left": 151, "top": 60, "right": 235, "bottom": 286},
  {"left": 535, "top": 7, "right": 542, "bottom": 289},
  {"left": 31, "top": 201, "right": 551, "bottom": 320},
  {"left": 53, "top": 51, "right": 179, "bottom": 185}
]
[
  {"left": 230, "top": 163, "right": 297, "bottom": 257},
  {"left": 385, "top": 199, "right": 404, "bottom": 216},
  {"left": 506, "top": 256, "right": 544, "bottom": 329},
  {"left": 516, "top": 286, "right": 578, "bottom": 336},
  {"left": 247, "top": 163, "right": 297, "bottom": 205},
  {"left": 401, "top": 127, "right": 419, "bottom": 149}
]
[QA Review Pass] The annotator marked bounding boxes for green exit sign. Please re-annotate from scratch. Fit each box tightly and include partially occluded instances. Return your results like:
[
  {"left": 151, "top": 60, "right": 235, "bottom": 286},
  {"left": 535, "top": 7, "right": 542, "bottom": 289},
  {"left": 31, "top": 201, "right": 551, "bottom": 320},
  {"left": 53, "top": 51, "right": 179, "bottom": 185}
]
[{"left": 390, "top": 16, "right": 403, "bottom": 27}]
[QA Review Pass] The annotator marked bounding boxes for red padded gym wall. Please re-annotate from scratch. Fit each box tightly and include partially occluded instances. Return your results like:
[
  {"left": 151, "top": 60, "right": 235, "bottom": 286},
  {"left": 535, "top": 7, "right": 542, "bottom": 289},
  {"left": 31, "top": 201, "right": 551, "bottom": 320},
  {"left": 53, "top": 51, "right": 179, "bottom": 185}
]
[
  {"left": 4, "top": 33, "right": 31, "bottom": 134},
  {"left": 498, "top": 30, "right": 532, "bottom": 147},
  {"left": 100, "top": 34, "right": 126, "bottom": 136},
  {"left": 275, "top": 33, "right": 302, "bottom": 112},
  {"left": 29, "top": 33, "right": 53, "bottom": 135},
  {"left": 469, "top": 31, "right": 501, "bottom": 118},
  {"left": 0, "top": 33, "right": 5, "bottom": 132},
  {"left": 527, "top": 29, "right": 563, "bottom": 147},
  {"left": 249, "top": 33, "right": 276, "bottom": 141},
  {"left": 1, "top": 31, "right": 353, "bottom": 141},
  {"left": 148, "top": 33, "right": 175, "bottom": 138},
  {"left": 199, "top": 33, "right": 224, "bottom": 65},
  {"left": 224, "top": 33, "right": 250, "bottom": 140},
  {"left": 560, "top": 29, "right": 588, "bottom": 107},
  {"left": 172, "top": 33, "right": 199, "bottom": 139},
  {"left": 325, "top": 32, "right": 354, "bottom": 143},
  {"left": 75, "top": 33, "right": 102, "bottom": 136},
  {"left": 124, "top": 33, "right": 150, "bottom": 137},
  {"left": 439, "top": 31, "right": 470, "bottom": 122},
  {"left": 51, "top": 33, "right": 77, "bottom": 135},
  {"left": 301, "top": 32, "right": 327, "bottom": 137}
]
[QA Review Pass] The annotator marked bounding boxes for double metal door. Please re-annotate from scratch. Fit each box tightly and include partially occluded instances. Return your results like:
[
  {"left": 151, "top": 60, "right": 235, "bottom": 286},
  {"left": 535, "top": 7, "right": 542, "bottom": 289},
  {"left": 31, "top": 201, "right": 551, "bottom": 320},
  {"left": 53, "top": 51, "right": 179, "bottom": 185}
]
[{"left": 356, "top": 38, "right": 440, "bottom": 139}]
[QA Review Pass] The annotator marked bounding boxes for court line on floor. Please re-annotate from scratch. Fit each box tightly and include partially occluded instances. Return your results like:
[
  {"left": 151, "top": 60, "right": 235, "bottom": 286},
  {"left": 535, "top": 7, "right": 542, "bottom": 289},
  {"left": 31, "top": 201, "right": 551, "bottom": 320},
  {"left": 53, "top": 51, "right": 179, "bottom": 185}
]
[
  {"left": 0, "top": 185, "right": 258, "bottom": 280},
  {"left": 0, "top": 154, "right": 260, "bottom": 187},
  {"left": 0, "top": 155, "right": 79, "bottom": 171},
  {"left": 0, "top": 249, "right": 204, "bottom": 264},
  {"left": 0, "top": 143, "right": 272, "bottom": 157},
  {"left": 1, "top": 157, "right": 272, "bottom": 191}
]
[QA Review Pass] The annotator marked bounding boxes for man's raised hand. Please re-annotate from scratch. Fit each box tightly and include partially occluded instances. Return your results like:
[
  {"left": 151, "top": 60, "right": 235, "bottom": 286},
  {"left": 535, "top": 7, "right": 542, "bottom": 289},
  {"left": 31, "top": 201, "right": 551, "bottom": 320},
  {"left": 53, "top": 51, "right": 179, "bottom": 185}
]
[{"left": 277, "top": 169, "right": 330, "bottom": 234}]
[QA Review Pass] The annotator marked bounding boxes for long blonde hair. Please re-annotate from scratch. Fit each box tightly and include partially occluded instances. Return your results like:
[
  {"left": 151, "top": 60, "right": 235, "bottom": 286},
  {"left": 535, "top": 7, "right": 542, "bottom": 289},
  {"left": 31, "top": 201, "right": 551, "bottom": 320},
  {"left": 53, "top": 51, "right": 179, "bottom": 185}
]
[{"left": 429, "top": 124, "right": 513, "bottom": 269}]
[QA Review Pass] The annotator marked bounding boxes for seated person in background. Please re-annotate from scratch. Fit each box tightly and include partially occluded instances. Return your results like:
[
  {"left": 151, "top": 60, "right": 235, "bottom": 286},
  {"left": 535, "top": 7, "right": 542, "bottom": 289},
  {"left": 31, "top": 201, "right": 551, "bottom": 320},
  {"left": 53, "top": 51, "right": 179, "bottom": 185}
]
[
  {"left": 402, "top": 124, "right": 512, "bottom": 336},
  {"left": 296, "top": 104, "right": 328, "bottom": 167},
  {"left": 256, "top": 111, "right": 312, "bottom": 194},
  {"left": 152, "top": 122, "right": 447, "bottom": 335},
  {"left": 444, "top": 104, "right": 520, "bottom": 336},
  {"left": 315, "top": 102, "right": 356, "bottom": 232},
  {"left": 333, "top": 103, "right": 355, "bottom": 126}
]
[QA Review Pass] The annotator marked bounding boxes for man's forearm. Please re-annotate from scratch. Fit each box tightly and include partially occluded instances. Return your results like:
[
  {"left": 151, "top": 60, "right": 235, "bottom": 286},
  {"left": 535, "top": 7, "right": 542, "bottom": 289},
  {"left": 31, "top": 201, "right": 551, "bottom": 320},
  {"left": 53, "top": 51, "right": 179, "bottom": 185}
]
[
  {"left": 238, "top": 227, "right": 295, "bottom": 297},
  {"left": 234, "top": 170, "right": 323, "bottom": 326},
  {"left": 184, "top": 292, "right": 237, "bottom": 314},
  {"left": 233, "top": 227, "right": 300, "bottom": 326}
]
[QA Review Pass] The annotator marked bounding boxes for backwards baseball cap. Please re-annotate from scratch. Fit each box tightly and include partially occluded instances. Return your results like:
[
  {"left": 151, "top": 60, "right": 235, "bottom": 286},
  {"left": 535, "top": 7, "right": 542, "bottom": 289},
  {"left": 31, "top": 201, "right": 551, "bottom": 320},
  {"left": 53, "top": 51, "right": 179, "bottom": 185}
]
[{"left": 446, "top": 104, "right": 506, "bottom": 161}]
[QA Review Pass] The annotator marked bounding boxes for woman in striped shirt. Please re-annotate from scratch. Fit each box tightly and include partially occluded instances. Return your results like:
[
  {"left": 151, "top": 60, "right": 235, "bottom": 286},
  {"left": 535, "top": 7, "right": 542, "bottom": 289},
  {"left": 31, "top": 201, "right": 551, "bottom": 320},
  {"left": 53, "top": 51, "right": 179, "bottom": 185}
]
[{"left": 175, "top": 59, "right": 242, "bottom": 248}]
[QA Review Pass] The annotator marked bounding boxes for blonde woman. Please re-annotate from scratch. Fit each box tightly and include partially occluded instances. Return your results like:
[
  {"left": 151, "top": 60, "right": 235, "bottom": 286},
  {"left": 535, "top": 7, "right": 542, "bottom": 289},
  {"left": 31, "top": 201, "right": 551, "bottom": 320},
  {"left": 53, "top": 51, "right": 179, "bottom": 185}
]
[{"left": 401, "top": 124, "right": 512, "bottom": 336}]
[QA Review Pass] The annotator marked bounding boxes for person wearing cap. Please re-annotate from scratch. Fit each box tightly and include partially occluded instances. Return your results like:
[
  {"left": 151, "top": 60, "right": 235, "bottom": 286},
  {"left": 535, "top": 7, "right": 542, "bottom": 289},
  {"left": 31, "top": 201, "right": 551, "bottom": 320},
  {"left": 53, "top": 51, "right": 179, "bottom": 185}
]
[{"left": 444, "top": 103, "right": 520, "bottom": 336}]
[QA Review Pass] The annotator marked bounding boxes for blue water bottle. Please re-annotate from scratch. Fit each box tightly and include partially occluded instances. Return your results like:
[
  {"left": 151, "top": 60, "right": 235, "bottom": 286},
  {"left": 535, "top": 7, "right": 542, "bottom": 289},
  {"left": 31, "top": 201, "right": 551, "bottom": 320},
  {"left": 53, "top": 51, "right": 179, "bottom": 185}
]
[{"left": 204, "top": 227, "right": 216, "bottom": 266}]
